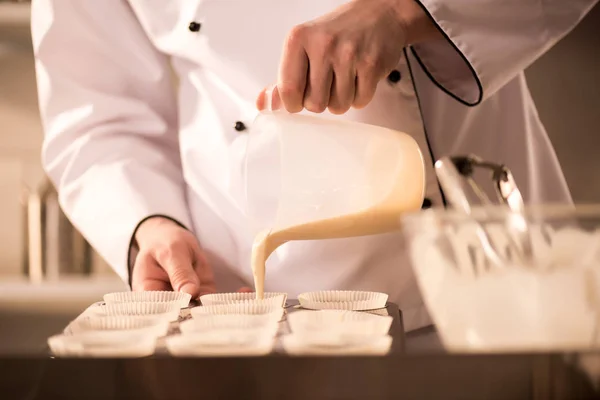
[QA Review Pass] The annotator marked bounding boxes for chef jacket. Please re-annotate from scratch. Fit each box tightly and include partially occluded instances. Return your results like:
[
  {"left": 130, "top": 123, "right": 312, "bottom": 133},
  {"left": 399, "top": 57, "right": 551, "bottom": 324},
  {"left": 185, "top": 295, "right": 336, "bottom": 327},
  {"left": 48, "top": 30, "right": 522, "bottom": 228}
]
[{"left": 32, "top": 0, "right": 597, "bottom": 331}]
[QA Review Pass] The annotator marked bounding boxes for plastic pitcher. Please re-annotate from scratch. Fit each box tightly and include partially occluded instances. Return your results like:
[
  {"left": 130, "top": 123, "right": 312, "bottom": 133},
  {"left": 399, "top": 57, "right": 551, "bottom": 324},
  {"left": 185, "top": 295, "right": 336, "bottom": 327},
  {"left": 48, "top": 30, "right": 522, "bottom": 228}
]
[{"left": 244, "top": 112, "right": 426, "bottom": 237}]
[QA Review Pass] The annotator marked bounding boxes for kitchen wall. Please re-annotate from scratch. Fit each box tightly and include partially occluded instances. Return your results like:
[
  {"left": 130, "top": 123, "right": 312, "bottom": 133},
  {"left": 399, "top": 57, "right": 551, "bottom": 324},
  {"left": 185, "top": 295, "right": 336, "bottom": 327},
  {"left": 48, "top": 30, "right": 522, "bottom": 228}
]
[
  {"left": 0, "top": 4, "right": 113, "bottom": 278},
  {"left": 0, "top": 3, "right": 599, "bottom": 277},
  {"left": 0, "top": 5, "right": 41, "bottom": 277}
]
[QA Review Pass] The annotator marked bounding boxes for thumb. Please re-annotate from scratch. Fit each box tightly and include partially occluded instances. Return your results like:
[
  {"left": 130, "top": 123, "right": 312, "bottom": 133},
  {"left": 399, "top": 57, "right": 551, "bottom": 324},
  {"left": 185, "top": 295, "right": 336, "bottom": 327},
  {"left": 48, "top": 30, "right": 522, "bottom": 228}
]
[
  {"left": 157, "top": 247, "right": 201, "bottom": 298},
  {"left": 255, "top": 84, "right": 281, "bottom": 111}
]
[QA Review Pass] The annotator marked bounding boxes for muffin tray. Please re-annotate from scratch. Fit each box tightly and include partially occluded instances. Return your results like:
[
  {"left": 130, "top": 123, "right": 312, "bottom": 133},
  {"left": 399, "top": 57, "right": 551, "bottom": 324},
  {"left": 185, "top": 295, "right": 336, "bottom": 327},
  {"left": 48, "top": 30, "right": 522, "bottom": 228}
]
[{"left": 57, "top": 300, "right": 406, "bottom": 357}]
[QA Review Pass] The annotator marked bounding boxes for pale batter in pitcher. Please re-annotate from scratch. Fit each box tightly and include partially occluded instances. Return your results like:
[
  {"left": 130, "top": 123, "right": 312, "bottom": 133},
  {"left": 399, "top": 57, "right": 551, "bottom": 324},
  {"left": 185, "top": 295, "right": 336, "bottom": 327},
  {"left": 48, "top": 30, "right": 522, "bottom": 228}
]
[
  {"left": 251, "top": 172, "right": 425, "bottom": 299},
  {"left": 247, "top": 113, "right": 426, "bottom": 299}
]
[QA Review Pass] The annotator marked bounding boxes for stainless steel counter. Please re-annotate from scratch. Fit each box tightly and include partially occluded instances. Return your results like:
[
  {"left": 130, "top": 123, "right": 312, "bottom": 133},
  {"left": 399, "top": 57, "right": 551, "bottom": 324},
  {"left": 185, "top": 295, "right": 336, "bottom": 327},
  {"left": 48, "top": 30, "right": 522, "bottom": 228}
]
[{"left": 2, "top": 348, "right": 598, "bottom": 399}]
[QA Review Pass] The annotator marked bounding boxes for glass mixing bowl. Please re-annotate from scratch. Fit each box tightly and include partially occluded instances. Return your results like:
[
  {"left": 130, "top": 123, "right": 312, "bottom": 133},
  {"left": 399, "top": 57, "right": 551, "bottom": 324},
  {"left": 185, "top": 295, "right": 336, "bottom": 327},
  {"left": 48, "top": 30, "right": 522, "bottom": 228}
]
[{"left": 402, "top": 204, "right": 600, "bottom": 352}]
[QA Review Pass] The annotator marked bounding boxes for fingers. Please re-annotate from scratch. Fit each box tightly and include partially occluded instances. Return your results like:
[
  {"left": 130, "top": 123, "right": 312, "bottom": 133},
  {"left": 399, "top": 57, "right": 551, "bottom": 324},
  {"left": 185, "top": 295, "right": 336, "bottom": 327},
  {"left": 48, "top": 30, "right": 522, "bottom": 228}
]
[
  {"left": 270, "top": 0, "right": 410, "bottom": 115},
  {"left": 302, "top": 30, "right": 335, "bottom": 113},
  {"left": 304, "top": 61, "right": 333, "bottom": 113},
  {"left": 131, "top": 219, "right": 216, "bottom": 298},
  {"left": 132, "top": 239, "right": 249, "bottom": 297},
  {"left": 280, "top": 25, "right": 335, "bottom": 114},
  {"left": 275, "top": 23, "right": 379, "bottom": 114},
  {"left": 255, "top": 85, "right": 281, "bottom": 111},
  {"left": 328, "top": 73, "right": 356, "bottom": 115},
  {"left": 132, "top": 252, "right": 171, "bottom": 292},
  {"left": 278, "top": 25, "right": 309, "bottom": 113},
  {"left": 353, "top": 57, "right": 381, "bottom": 109},
  {"left": 328, "top": 43, "right": 357, "bottom": 114},
  {"left": 237, "top": 287, "right": 254, "bottom": 293},
  {"left": 136, "top": 278, "right": 171, "bottom": 292},
  {"left": 154, "top": 242, "right": 201, "bottom": 298}
]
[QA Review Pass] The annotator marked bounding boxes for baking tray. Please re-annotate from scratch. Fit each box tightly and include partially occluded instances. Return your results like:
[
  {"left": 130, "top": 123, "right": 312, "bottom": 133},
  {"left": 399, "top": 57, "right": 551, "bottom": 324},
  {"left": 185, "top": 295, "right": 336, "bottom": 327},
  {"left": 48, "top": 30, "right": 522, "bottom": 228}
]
[{"left": 59, "top": 299, "right": 406, "bottom": 357}]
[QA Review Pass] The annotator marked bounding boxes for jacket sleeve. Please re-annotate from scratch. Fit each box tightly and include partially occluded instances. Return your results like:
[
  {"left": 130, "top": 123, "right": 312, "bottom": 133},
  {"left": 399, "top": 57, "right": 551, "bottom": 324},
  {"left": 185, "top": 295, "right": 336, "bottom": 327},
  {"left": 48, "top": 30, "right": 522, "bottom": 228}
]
[
  {"left": 32, "top": 0, "right": 192, "bottom": 284},
  {"left": 411, "top": 0, "right": 598, "bottom": 106}
]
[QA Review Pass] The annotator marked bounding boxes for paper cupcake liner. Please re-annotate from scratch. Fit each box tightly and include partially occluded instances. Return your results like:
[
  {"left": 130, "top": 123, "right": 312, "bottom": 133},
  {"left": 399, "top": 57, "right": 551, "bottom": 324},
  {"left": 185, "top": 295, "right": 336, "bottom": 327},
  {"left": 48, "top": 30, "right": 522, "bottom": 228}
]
[
  {"left": 66, "top": 315, "right": 170, "bottom": 337},
  {"left": 103, "top": 291, "right": 191, "bottom": 308},
  {"left": 180, "top": 314, "right": 279, "bottom": 333},
  {"left": 298, "top": 290, "right": 388, "bottom": 311},
  {"left": 74, "top": 302, "right": 106, "bottom": 320},
  {"left": 285, "top": 329, "right": 390, "bottom": 347},
  {"left": 180, "top": 323, "right": 279, "bottom": 339},
  {"left": 48, "top": 332, "right": 157, "bottom": 358},
  {"left": 200, "top": 292, "right": 287, "bottom": 307},
  {"left": 176, "top": 327, "right": 275, "bottom": 345},
  {"left": 190, "top": 302, "right": 284, "bottom": 321},
  {"left": 166, "top": 334, "right": 274, "bottom": 357},
  {"left": 287, "top": 310, "right": 392, "bottom": 336},
  {"left": 281, "top": 334, "right": 392, "bottom": 356},
  {"left": 91, "top": 302, "right": 181, "bottom": 321}
]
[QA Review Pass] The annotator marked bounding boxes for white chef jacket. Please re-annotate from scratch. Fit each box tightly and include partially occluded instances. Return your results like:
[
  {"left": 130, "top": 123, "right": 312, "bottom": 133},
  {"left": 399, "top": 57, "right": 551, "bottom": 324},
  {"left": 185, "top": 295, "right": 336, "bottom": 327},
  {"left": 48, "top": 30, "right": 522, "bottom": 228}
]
[{"left": 31, "top": 0, "right": 597, "bottom": 331}]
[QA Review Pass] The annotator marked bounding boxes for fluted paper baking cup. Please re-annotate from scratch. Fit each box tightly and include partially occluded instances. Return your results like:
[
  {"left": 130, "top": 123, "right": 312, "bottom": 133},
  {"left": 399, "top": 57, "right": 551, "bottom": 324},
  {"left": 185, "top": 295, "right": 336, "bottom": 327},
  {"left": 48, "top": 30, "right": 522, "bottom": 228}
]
[
  {"left": 281, "top": 334, "right": 392, "bottom": 356},
  {"left": 67, "top": 315, "right": 170, "bottom": 337},
  {"left": 200, "top": 292, "right": 287, "bottom": 307},
  {"left": 180, "top": 323, "right": 279, "bottom": 339},
  {"left": 286, "top": 330, "right": 389, "bottom": 347},
  {"left": 190, "top": 302, "right": 284, "bottom": 320},
  {"left": 180, "top": 314, "right": 279, "bottom": 333},
  {"left": 298, "top": 290, "right": 388, "bottom": 311},
  {"left": 175, "top": 328, "right": 274, "bottom": 345},
  {"left": 166, "top": 334, "right": 274, "bottom": 357},
  {"left": 48, "top": 332, "right": 157, "bottom": 358},
  {"left": 91, "top": 302, "right": 181, "bottom": 321},
  {"left": 103, "top": 291, "right": 191, "bottom": 308},
  {"left": 288, "top": 310, "right": 392, "bottom": 336}
]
